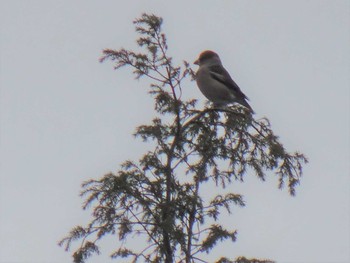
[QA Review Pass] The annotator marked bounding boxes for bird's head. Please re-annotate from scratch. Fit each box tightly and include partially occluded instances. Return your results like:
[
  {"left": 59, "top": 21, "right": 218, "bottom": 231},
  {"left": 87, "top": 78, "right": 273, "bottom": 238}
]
[{"left": 194, "top": 50, "right": 221, "bottom": 66}]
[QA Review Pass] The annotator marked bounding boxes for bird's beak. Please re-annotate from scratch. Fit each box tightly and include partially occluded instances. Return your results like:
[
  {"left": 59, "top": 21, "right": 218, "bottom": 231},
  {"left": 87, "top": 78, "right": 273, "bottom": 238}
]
[{"left": 194, "top": 59, "right": 199, "bottom": 65}]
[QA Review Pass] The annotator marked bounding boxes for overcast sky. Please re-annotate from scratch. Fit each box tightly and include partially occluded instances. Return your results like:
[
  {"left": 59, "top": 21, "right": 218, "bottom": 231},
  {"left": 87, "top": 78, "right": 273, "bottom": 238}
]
[{"left": 1, "top": 1, "right": 349, "bottom": 263}]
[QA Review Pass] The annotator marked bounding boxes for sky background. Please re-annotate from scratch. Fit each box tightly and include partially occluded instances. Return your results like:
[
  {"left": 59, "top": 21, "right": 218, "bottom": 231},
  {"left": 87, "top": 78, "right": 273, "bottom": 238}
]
[{"left": 1, "top": 1, "right": 349, "bottom": 263}]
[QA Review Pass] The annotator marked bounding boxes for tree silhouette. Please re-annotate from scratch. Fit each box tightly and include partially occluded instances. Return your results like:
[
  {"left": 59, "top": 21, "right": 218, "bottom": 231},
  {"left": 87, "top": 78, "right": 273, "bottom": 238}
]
[{"left": 59, "top": 13, "right": 308, "bottom": 263}]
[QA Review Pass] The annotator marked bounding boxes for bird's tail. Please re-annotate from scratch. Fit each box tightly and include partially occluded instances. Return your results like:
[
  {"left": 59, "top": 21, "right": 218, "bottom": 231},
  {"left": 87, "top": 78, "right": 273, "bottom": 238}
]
[{"left": 238, "top": 99, "right": 255, "bottom": 114}]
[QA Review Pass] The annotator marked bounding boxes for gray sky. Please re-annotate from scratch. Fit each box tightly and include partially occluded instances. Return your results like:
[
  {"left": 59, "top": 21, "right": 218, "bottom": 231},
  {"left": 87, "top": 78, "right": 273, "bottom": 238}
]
[{"left": 1, "top": 1, "right": 349, "bottom": 262}]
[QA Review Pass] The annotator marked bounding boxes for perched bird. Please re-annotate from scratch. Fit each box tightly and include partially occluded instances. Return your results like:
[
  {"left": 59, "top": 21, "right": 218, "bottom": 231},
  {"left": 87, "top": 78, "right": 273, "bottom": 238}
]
[{"left": 194, "top": 50, "right": 254, "bottom": 113}]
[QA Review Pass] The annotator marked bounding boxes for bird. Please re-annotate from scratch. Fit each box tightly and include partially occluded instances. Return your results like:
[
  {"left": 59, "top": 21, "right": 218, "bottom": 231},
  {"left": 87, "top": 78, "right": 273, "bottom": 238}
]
[{"left": 194, "top": 50, "right": 254, "bottom": 113}]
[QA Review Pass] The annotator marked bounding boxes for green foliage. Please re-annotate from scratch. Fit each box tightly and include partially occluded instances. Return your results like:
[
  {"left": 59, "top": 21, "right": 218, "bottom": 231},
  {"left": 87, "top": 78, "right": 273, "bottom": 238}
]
[{"left": 59, "top": 13, "right": 307, "bottom": 263}]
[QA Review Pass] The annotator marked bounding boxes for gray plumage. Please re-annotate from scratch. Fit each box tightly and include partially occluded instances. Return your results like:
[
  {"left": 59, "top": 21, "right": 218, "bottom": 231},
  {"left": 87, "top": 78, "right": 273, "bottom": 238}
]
[{"left": 194, "top": 50, "right": 254, "bottom": 113}]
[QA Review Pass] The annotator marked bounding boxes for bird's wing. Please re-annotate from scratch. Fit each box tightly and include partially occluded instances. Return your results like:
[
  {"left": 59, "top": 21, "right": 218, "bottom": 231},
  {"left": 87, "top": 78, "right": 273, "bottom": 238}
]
[{"left": 208, "top": 64, "right": 249, "bottom": 100}]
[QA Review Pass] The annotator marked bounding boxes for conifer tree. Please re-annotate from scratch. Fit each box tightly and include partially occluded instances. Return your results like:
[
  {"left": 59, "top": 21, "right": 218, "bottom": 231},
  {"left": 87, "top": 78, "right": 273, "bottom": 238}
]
[{"left": 59, "top": 13, "right": 308, "bottom": 263}]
